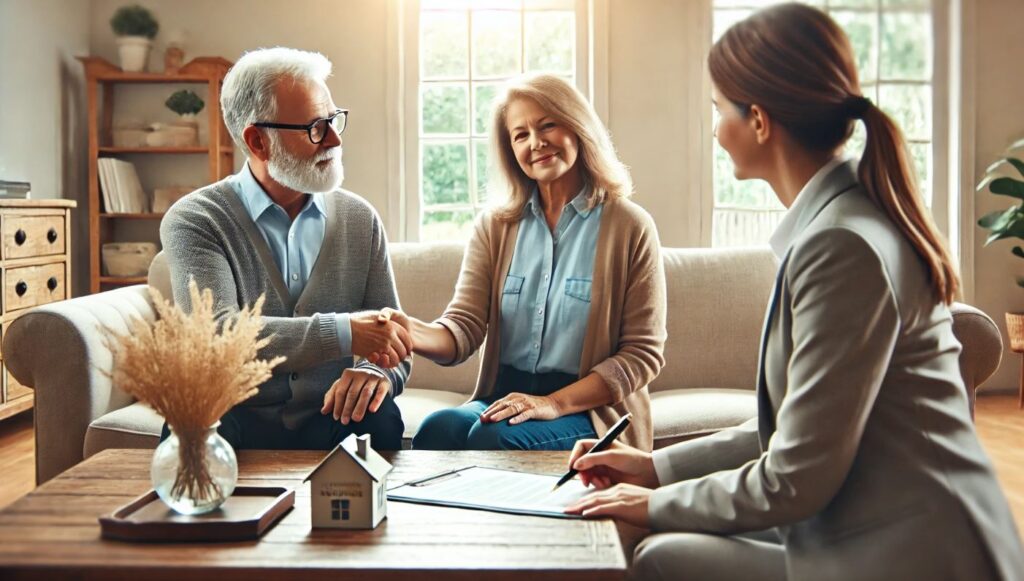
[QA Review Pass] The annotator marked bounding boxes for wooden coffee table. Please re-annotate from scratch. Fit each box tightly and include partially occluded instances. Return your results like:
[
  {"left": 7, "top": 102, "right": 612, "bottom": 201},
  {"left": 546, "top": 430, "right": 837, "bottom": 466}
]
[{"left": 0, "top": 449, "right": 628, "bottom": 580}]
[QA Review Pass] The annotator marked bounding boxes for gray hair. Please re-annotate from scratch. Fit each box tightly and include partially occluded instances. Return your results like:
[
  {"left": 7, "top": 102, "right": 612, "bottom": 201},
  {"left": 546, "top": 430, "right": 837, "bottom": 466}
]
[{"left": 220, "top": 47, "right": 332, "bottom": 155}]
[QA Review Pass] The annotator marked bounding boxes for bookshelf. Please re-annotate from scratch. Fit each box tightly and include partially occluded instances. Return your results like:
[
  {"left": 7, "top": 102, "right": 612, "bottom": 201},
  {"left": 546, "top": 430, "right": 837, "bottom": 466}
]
[{"left": 79, "top": 56, "right": 235, "bottom": 294}]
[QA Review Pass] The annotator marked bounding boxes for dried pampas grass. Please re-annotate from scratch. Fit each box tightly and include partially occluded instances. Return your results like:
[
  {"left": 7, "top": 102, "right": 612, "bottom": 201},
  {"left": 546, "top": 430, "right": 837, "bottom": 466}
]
[{"left": 104, "top": 279, "right": 285, "bottom": 503}]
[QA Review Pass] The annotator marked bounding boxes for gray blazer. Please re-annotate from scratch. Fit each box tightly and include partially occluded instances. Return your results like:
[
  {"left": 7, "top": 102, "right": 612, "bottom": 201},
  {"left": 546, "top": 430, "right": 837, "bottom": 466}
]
[{"left": 648, "top": 161, "right": 1024, "bottom": 580}]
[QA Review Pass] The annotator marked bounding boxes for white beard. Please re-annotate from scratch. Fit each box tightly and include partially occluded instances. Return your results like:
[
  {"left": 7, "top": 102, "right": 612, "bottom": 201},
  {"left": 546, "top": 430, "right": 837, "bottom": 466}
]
[{"left": 266, "top": 136, "right": 344, "bottom": 194}]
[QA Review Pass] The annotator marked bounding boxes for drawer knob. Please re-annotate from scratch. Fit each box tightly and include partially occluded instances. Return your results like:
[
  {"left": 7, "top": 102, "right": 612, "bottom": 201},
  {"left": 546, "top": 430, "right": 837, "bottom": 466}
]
[
  {"left": 47, "top": 228, "right": 58, "bottom": 243},
  {"left": 15, "top": 281, "right": 27, "bottom": 296},
  {"left": 47, "top": 277, "right": 58, "bottom": 291},
  {"left": 14, "top": 229, "right": 26, "bottom": 245}
]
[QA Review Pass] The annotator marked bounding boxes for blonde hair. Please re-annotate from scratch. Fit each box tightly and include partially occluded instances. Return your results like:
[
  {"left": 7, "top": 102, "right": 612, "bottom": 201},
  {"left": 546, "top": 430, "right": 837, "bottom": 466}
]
[{"left": 488, "top": 74, "right": 632, "bottom": 222}]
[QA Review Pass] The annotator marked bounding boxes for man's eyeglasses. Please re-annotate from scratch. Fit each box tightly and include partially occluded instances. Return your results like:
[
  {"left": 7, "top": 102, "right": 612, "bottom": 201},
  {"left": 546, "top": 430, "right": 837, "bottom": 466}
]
[{"left": 253, "top": 109, "right": 348, "bottom": 144}]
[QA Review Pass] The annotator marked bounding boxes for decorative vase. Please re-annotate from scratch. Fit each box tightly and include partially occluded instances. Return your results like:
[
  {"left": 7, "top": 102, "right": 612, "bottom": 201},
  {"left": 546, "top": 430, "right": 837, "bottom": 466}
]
[
  {"left": 116, "top": 36, "right": 153, "bottom": 72},
  {"left": 151, "top": 423, "right": 237, "bottom": 515},
  {"left": 1007, "top": 313, "right": 1024, "bottom": 353}
]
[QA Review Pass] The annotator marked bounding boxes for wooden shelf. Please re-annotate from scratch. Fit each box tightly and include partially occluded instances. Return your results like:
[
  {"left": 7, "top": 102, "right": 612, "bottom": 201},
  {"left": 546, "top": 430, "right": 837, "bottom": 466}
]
[
  {"left": 99, "top": 276, "right": 147, "bottom": 285},
  {"left": 0, "top": 395, "right": 32, "bottom": 422},
  {"left": 100, "top": 213, "right": 164, "bottom": 220},
  {"left": 99, "top": 146, "right": 208, "bottom": 154},
  {"left": 83, "top": 55, "right": 234, "bottom": 294}
]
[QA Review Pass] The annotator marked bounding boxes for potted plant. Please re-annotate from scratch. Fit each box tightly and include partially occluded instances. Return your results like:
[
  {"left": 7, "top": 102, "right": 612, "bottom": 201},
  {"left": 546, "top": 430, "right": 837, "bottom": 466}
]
[
  {"left": 110, "top": 4, "right": 159, "bottom": 72},
  {"left": 157, "top": 90, "right": 204, "bottom": 146},
  {"left": 977, "top": 138, "right": 1024, "bottom": 352}
]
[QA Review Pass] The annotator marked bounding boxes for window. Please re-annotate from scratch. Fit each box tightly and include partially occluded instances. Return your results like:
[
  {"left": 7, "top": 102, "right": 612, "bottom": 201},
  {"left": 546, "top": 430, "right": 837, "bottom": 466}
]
[
  {"left": 408, "top": 0, "right": 582, "bottom": 242},
  {"left": 331, "top": 498, "right": 350, "bottom": 521},
  {"left": 710, "top": 0, "right": 938, "bottom": 247}
]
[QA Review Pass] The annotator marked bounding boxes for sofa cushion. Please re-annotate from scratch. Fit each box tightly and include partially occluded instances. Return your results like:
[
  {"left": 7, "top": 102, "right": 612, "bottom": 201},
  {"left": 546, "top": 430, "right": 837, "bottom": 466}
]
[
  {"left": 653, "top": 248, "right": 778, "bottom": 394},
  {"left": 651, "top": 388, "right": 757, "bottom": 448},
  {"left": 84, "top": 402, "right": 162, "bottom": 457}
]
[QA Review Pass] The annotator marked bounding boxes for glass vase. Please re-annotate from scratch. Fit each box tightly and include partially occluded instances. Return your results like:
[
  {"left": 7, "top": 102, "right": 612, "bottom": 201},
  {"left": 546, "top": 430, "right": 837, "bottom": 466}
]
[{"left": 151, "top": 423, "right": 237, "bottom": 515}]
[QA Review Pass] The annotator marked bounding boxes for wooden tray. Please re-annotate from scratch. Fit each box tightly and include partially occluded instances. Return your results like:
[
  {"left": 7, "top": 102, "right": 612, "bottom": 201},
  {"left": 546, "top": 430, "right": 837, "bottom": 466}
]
[{"left": 99, "top": 486, "right": 295, "bottom": 542}]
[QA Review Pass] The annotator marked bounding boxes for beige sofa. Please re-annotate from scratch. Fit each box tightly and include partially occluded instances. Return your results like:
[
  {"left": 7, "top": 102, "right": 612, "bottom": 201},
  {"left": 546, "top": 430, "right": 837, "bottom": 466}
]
[{"left": 4, "top": 244, "right": 1003, "bottom": 484}]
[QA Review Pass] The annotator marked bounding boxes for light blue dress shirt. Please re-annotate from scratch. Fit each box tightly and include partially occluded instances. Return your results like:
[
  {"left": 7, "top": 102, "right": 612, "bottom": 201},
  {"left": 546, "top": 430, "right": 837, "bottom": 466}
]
[
  {"left": 499, "top": 188, "right": 603, "bottom": 376},
  {"left": 231, "top": 164, "right": 352, "bottom": 356}
]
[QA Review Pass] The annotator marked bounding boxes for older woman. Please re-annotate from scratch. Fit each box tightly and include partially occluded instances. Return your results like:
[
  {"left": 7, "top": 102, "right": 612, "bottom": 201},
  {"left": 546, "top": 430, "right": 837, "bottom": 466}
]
[{"left": 380, "top": 74, "right": 665, "bottom": 451}]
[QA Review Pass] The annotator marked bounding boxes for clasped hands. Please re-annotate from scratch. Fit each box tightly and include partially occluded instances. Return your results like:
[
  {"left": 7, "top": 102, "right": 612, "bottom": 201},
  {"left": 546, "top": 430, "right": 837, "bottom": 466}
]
[{"left": 320, "top": 309, "right": 412, "bottom": 426}]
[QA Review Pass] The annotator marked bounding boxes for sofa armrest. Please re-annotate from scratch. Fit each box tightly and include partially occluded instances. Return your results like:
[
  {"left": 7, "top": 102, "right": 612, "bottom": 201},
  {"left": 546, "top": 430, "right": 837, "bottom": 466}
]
[
  {"left": 2, "top": 285, "right": 156, "bottom": 483},
  {"left": 951, "top": 302, "right": 1004, "bottom": 419}
]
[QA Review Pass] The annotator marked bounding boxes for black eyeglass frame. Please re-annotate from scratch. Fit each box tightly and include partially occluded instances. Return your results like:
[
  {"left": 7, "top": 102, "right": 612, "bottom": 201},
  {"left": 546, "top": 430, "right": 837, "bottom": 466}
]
[{"left": 252, "top": 108, "right": 349, "bottom": 144}]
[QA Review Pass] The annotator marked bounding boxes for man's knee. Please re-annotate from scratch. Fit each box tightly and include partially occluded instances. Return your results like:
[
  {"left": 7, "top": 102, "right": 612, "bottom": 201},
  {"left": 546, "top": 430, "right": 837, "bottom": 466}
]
[{"left": 351, "top": 394, "right": 404, "bottom": 450}]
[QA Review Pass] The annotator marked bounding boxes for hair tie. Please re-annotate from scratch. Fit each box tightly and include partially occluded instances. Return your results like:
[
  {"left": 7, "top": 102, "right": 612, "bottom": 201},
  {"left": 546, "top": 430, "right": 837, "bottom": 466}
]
[{"left": 844, "top": 95, "right": 872, "bottom": 119}]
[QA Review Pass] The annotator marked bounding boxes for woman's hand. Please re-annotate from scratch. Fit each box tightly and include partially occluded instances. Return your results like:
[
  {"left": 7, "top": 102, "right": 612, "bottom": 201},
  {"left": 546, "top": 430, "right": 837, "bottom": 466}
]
[
  {"left": 365, "top": 308, "right": 413, "bottom": 368},
  {"left": 480, "top": 392, "right": 562, "bottom": 425},
  {"left": 567, "top": 439, "right": 659, "bottom": 489},
  {"left": 563, "top": 483, "right": 653, "bottom": 528}
]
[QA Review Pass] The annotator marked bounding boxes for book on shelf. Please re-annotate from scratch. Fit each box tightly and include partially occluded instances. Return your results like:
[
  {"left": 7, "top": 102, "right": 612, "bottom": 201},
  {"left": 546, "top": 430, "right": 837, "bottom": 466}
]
[
  {"left": 0, "top": 180, "right": 30, "bottom": 199},
  {"left": 98, "top": 158, "right": 150, "bottom": 213}
]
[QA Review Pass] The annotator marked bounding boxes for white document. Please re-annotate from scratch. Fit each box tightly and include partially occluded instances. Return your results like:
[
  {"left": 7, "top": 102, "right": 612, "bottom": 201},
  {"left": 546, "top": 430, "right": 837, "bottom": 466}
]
[{"left": 387, "top": 466, "right": 596, "bottom": 519}]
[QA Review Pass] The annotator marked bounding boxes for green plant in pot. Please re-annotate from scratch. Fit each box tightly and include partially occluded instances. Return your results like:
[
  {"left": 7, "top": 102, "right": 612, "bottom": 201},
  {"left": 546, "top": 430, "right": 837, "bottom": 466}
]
[
  {"left": 977, "top": 138, "right": 1024, "bottom": 355},
  {"left": 110, "top": 4, "right": 159, "bottom": 72},
  {"left": 165, "top": 90, "right": 204, "bottom": 117},
  {"left": 154, "top": 90, "right": 204, "bottom": 147}
]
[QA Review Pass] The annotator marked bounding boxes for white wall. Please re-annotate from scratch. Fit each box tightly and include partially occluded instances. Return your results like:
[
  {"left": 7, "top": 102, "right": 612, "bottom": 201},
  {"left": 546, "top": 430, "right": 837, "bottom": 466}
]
[
  {"left": 971, "top": 0, "right": 1024, "bottom": 392},
  {"left": 0, "top": 0, "right": 90, "bottom": 296}
]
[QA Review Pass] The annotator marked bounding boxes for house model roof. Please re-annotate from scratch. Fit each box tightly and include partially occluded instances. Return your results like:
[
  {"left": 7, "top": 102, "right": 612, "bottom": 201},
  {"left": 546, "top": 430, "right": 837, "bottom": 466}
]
[{"left": 303, "top": 433, "right": 393, "bottom": 483}]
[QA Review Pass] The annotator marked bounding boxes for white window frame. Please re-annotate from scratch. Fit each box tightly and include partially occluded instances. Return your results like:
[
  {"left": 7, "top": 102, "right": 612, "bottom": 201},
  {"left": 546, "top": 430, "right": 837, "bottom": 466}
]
[
  {"left": 389, "top": 0, "right": 606, "bottom": 243},
  {"left": 702, "top": 0, "right": 957, "bottom": 258}
]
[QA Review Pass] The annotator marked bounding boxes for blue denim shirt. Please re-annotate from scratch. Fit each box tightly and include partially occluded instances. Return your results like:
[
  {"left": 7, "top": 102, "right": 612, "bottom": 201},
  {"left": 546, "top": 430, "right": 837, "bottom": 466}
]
[
  {"left": 499, "top": 188, "right": 603, "bottom": 375},
  {"left": 231, "top": 164, "right": 353, "bottom": 356}
]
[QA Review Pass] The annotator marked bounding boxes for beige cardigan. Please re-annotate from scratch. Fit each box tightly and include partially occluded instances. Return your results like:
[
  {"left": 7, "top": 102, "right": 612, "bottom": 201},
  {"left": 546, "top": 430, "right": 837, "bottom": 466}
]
[{"left": 435, "top": 196, "right": 667, "bottom": 450}]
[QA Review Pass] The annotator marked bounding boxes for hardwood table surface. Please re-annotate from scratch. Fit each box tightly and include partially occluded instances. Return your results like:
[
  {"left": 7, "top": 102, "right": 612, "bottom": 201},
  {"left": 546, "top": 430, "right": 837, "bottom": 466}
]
[{"left": 0, "top": 449, "right": 632, "bottom": 580}]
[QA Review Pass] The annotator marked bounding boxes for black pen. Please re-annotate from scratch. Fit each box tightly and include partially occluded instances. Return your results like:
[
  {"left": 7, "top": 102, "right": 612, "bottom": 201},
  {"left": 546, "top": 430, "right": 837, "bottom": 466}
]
[{"left": 551, "top": 413, "right": 632, "bottom": 491}]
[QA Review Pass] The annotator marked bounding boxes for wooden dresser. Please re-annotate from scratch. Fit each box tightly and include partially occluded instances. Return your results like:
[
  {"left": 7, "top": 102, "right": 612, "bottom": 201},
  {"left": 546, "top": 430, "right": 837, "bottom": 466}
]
[{"left": 0, "top": 199, "right": 75, "bottom": 421}]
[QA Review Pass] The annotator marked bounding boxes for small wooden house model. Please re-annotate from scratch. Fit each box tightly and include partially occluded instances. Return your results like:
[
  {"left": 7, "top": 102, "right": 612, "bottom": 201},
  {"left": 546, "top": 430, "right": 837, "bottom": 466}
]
[{"left": 304, "top": 433, "right": 393, "bottom": 529}]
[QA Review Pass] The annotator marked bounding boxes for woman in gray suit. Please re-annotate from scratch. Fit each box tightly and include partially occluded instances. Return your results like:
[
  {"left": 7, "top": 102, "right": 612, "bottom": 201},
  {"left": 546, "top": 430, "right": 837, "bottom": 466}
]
[{"left": 563, "top": 4, "right": 1024, "bottom": 580}]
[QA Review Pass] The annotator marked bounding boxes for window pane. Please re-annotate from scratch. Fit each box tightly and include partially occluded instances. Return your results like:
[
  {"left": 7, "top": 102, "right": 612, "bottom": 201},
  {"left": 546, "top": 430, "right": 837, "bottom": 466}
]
[
  {"left": 845, "top": 121, "right": 867, "bottom": 160},
  {"left": 474, "top": 83, "right": 499, "bottom": 135},
  {"left": 878, "top": 83, "right": 931, "bottom": 140},
  {"left": 909, "top": 141, "right": 932, "bottom": 206},
  {"left": 880, "top": 11, "right": 931, "bottom": 80},
  {"left": 472, "top": 10, "right": 521, "bottom": 78},
  {"left": 422, "top": 142, "right": 470, "bottom": 205},
  {"left": 712, "top": 208, "right": 786, "bottom": 248},
  {"left": 422, "top": 209, "right": 476, "bottom": 242},
  {"left": 524, "top": 11, "right": 574, "bottom": 74},
  {"left": 828, "top": 0, "right": 878, "bottom": 8},
  {"left": 832, "top": 10, "right": 878, "bottom": 83},
  {"left": 422, "top": 84, "right": 469, "bottom": 135},
  {"left": 713, "top": 9, "right": 750, "bottom": 42},
  {"left": 474, "top": 139, "right": 491, "bottom": 202},
  {"left": 421, "top": 11, "right": 468, "bottom": 79}
]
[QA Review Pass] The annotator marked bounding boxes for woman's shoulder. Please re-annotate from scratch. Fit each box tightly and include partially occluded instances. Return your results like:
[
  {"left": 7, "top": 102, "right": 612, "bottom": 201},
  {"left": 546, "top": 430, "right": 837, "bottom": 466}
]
[{"left": 601, "top": 196, "right": 659, "bottom": 235}]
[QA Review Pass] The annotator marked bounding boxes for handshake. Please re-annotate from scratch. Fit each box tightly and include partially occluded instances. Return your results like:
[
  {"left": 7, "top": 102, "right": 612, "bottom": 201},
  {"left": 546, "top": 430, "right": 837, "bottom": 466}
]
[{"left": 351, "top": 308, "right": 413, "bottom": 368}]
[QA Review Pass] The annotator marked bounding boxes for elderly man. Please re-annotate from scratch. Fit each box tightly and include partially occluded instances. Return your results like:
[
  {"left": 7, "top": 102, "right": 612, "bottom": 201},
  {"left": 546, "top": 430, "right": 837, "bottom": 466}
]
[{"left": 160, "top": 47, "right": 410, "bottom": 451}]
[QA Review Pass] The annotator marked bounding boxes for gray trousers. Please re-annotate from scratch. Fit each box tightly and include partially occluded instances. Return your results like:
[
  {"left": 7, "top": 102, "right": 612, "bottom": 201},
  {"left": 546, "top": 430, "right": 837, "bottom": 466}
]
[{"left": 632, "top": 528, "right": 786, "bottom": 581}]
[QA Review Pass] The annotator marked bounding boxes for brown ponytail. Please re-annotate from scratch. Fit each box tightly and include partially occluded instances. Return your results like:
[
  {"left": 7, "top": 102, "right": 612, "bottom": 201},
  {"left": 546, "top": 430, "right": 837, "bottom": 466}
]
[{"left": 709, "top": 3, "right": 959, "bottom": 304}]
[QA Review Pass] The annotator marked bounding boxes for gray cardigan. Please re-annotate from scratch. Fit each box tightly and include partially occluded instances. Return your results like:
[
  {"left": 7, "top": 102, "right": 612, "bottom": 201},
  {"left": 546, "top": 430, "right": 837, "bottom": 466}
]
[{"left": 160, "top": 178, "right": 410, "bottom": 429}]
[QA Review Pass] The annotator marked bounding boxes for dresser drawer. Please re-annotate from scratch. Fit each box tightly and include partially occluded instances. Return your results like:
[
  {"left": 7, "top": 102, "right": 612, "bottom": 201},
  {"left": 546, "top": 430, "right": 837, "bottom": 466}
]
[
  {"left": 2, "top": 214, "right": 66, "bottom": 260},
  {"left": 3, "top": 262, "right": 66, "bottom": 312}
]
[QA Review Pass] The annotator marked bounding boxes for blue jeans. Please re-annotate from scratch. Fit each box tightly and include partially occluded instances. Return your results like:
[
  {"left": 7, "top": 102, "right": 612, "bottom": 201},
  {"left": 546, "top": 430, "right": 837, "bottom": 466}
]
[
  {"left": 160, "top": 392, "right": 405, "bottom": 451},
  {"left": 412, "top": 366, "right": 597, "bottom": 451}
]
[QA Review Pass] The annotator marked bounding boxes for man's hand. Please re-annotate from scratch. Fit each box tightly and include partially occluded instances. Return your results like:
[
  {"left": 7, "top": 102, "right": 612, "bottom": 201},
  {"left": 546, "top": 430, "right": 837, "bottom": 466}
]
[
  {"left": 365, "top": 308, "right": 413, "bottom": 367},
  {"left": 562, "top": 483, "right": 653, "bottom": 528},
  {"left": 351, "top": 311, "right": 412, "bottom": 368},
  {"left": 321, "top": 368, "right": 391, "bottom": 425},
  {"left": 480, "top": 392, "right": 561, "bottom": 425},
  {"left": 567, "top": 439, "right": 659, "bottom": 489}
]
